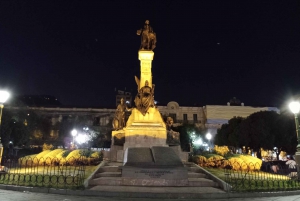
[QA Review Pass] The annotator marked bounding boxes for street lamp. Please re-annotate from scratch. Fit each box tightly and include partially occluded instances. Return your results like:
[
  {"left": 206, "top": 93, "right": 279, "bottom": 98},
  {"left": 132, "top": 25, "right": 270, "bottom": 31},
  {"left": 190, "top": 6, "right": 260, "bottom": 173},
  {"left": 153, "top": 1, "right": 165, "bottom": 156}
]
[
  {"left": 289, "top": 101, "right": 300, "bottom": 179},
  {"left": 206, "top": 133, "right": 212, "bottom": 151},
  {"left": 289, "top": 101, "right": 300, "bottom": 151},
  {"left": 0, "top": 90, "right": 10, "bottom": 166},
  {"left": 71, "top": 129, "right": 77, "bottom": 149}
]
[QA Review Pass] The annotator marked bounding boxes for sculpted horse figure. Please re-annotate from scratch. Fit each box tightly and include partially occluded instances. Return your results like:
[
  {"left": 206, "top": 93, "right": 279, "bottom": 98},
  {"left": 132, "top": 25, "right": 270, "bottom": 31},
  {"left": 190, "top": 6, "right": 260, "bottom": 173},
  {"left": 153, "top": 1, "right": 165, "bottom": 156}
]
[{"left": 137, "top": 20, "right": 157, "bottom": 50}]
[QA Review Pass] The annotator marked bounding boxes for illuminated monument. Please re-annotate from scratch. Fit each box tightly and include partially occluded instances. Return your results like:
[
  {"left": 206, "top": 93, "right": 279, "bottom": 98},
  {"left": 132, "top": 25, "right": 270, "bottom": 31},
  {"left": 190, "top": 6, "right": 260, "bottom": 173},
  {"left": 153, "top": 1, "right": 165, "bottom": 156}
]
[{"left": 110, "top": 20, "right": 185, "bottom": 164}]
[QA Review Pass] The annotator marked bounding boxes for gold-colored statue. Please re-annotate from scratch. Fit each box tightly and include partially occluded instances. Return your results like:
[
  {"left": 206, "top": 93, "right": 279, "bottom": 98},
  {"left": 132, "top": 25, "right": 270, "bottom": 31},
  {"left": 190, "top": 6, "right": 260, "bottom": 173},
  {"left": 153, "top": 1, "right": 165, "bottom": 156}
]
[
  {"left": 112, "top": 98, "right": 130, "bottom": 130},
  {"left": 134, "top": 80, "right": 155, "bottom": 116},
  {"left": 137, "top": 20, "right": 157, "bottom": 50}
]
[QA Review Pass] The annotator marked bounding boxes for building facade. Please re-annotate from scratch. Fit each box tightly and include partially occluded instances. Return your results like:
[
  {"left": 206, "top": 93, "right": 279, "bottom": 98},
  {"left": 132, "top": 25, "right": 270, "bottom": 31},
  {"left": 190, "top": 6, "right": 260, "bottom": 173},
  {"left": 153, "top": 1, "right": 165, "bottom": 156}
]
[{"left": 4, "top": 100, "right": 279, "bottom": 147}]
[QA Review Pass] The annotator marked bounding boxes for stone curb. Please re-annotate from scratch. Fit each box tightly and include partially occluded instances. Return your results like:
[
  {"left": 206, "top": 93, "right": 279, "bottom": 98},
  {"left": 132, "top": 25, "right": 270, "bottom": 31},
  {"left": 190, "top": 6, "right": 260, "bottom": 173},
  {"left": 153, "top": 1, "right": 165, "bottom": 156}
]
[
  {"left": 0, "top": 183, "right": 300, "bottom": 199},
  {"left": 194, "top": 163, "right": 232, "bottom": 191},
  {"left": 83, "top": 160, "right": 108, "bottom": 188}
]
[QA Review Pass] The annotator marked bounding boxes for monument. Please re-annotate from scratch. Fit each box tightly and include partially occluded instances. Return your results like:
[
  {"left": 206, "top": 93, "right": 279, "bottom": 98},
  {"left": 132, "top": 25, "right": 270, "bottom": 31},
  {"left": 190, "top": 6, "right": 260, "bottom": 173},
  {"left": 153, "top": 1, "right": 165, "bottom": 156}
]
[{"left": 110, "top": 20, "right": 188, "bottom": 169}]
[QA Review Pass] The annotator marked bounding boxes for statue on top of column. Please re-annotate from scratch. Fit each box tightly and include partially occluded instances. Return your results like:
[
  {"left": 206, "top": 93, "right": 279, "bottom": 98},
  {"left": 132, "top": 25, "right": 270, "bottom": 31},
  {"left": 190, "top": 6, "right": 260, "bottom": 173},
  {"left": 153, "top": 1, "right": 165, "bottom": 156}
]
[{"left": 137, "top": 20, "right": 157, "bottom": 51}]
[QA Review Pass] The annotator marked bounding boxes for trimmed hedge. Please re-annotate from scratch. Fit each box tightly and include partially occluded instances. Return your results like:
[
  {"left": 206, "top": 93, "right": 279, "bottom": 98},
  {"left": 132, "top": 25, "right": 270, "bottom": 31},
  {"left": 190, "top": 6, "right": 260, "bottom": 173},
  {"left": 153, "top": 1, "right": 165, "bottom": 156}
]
[
  {"left": 19, "top": 149, "right": 103, "bottom": 166},
  {"left": 193, "top": 153, "right": 262, "bottom": 170}
]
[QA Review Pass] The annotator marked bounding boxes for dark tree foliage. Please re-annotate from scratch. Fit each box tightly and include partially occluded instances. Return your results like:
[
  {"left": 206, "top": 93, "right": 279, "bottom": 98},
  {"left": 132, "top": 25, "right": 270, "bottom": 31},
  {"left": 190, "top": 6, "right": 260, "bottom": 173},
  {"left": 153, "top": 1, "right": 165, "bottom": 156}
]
[
  {"left": 215, "top": 111, "right": 297, "bottom": 159},
  {"left": 1, "top": 108, "right": 34, "bottom": 147},
  {"left": 173, "top": 123, "right": 207, "bottom": 152},
  {"left": 214, "top": 117, "right": 244, "bottom": 148}
]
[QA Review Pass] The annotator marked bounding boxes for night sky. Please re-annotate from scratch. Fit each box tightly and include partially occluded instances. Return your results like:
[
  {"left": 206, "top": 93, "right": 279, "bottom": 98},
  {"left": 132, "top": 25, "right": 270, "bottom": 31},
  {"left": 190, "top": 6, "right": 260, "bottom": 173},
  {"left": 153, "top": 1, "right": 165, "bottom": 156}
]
[{"left": 0, "top": 1, "right": 300, "bottom": 108}]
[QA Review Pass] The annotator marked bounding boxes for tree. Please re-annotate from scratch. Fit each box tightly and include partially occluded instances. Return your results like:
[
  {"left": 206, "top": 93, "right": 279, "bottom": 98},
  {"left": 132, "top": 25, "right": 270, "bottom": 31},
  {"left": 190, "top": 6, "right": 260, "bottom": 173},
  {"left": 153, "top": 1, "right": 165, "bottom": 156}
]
[
  {"left": 214, "top": 117, "right": 244, "bottom": 151},
  {"left": 215, "top": 111, "right": 297, "bottom": 159},
  {"left": 1, "top": 108, "right": 34, "bottom": 147},
  {"left": 173, "top": 123, "right": 207, "bottom": 152},
  {"left": 239, "top": 111, "right": 296, "bottom": 159}
]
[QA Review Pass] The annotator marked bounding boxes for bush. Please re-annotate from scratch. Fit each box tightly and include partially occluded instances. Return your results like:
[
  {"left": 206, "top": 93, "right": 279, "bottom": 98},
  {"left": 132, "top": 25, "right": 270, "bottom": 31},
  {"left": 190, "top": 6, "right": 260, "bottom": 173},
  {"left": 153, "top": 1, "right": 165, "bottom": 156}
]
[
  {"left": 18, "top": 154, "right": 38, "bottom": 166},
  {"left": 33, "top": 150, "right": 52, "bottom": 165},
  {"left": 43, "top": 149, "right": 64, "bottom": 165},
  {"left": 42, "top": 143, "right": 54, "bottom": 151},
  {"left": 19, "top": 149, "right": 103, "bottom": 167},
  {"left": 228, "top": 155, "right": 262, "bottom": 170},
  {"left": 214, "top": 145, "right": 230, "bottom": 156},
  {"left": 192, "top": 155, "right": 207, "bottom": 166},
  {"left": 206, "top": 155, "right": 224, "bottom": 167}
]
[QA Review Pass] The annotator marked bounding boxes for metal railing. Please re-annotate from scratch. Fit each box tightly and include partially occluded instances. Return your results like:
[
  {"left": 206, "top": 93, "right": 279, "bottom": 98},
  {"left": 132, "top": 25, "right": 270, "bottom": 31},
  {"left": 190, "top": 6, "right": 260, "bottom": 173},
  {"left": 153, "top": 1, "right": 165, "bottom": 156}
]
[
  {"left": 0, "top": 155, "right": 87, "bottom": 189},
  {"left": 224, "top": 161, "right": 299, "bottom": 192}
]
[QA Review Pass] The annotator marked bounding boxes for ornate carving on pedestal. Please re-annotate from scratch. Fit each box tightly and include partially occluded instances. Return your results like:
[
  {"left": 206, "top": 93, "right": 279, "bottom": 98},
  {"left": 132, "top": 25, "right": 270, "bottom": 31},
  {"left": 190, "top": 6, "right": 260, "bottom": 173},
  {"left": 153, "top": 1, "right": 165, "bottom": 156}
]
[{"left": 134, "top": 79, "right": 155, "bottom": 116}]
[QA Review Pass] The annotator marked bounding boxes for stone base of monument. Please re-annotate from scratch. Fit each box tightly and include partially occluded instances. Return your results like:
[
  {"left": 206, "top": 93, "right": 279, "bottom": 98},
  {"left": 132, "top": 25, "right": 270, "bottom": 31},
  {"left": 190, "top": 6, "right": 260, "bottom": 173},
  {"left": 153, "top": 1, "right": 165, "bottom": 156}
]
[{"left": 121, "top": 146, "right": 188, "bottom": 186}]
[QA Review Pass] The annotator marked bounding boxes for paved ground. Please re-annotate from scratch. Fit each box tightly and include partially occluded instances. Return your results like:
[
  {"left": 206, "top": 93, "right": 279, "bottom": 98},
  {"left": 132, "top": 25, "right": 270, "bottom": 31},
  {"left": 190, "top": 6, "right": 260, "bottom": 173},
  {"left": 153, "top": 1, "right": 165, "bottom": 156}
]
[{"left": 1, "top": 189, "right": 300, "bottom": 201}]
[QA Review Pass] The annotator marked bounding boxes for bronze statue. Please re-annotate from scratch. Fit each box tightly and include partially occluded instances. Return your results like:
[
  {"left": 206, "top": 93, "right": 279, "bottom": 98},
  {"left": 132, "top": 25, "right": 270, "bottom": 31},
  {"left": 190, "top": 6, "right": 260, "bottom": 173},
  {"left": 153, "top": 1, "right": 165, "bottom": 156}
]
[
  {"left": 112, "top": 98, "right": 129, "bottom": 130},
  {"left": 137, "top": 20, "right": 157, "bottom": 50},
  {"left": 165, "top": 117, "right": 180, "bottom": 145},
  {"left": 166, "top": 117, "right": 174, "bottom": 131},
  {"left": 134, "top": 80, "right": 155, "bottom": 116}
]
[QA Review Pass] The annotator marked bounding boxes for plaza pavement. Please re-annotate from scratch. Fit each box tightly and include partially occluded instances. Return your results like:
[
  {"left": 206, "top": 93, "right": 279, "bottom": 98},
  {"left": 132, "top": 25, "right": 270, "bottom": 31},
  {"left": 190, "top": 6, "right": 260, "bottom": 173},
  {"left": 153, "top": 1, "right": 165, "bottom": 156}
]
[
  {"left": 1, "top": 188, "right": 300, "bottom": 201},
  {"left": 1, "top": 184, "right": 300, "bottom": 201}
]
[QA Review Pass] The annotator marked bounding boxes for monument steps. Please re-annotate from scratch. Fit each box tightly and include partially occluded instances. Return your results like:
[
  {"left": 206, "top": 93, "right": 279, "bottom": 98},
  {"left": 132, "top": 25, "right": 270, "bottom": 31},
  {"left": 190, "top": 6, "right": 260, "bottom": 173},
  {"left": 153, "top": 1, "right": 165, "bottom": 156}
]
[
  {"left": 87, "top": 185, "right": 226, "bottom": 199},
  {"left": 89, "top": 177, "right": 122, "bottom": 186},
  {"left": 95, "top": 172, "right": 121, "bottom": 177},
  {"left": 188, "top": 172, "right": 206, "bottom": 178},
  {"left": 88, "top": 162, "right": 221, "bottom": 188},
  {"left": 188, "top": 178, "right": 219, "bottom": 187},
  {"left": 186, "top": 166, "right": 203, "bottom": 173},
  {"left": 98, "top": 166, "right": 121, "bottom": 172}
]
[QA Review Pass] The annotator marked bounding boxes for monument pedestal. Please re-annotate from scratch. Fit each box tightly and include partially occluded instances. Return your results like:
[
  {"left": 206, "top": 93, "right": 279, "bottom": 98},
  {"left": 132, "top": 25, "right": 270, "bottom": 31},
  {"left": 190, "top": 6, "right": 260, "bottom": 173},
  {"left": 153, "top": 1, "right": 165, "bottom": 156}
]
[
  {"left": 110, "top": 130, "right": 125, "bottom": 162},
  {"left": 124, "top": 108, "right": 167, "bottom": 150},
  {"left": 121, "top": 147, "right": 188, "bottom": 186}
]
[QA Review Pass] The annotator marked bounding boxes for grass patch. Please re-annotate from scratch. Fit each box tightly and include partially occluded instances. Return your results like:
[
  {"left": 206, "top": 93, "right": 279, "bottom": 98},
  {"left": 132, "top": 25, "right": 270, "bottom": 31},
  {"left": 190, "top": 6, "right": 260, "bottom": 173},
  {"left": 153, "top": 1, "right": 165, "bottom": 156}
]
[
  {"left": 202, "top": 166, "right": 300, "bottom": 192},
  {"left": 203, "top": 167, "right": 226, "bottom": 181}
]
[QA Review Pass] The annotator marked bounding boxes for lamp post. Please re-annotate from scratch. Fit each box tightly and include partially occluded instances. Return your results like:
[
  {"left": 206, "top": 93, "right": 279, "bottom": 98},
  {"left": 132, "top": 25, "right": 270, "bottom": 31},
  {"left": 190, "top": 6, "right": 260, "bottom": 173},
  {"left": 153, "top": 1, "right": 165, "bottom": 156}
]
[
  {"left": 71, "top": 129, "right": 77, "bottom": 149},
  {"left": 206, "top": 133, "right": 212, "bottom": 152},
  {"left": 0, "top": 90, "right": 10, "bottom": 166},
  {"left": 289, "top": 101, "right": 300, "bottom": 179}
]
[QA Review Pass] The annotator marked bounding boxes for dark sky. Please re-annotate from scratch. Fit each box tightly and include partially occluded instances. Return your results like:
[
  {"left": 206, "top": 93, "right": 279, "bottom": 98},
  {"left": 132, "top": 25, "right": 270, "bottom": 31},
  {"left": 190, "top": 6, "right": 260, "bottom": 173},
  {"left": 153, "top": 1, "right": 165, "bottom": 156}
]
[{"left": 0, "top": 1, "right": 300, "bottom": 108}]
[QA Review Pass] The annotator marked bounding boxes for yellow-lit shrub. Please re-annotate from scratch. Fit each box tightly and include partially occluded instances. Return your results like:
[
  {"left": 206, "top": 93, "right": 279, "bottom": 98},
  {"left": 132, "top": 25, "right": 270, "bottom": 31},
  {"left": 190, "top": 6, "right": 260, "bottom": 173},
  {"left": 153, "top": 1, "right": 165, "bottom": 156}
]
[
  {"left": 33, "top": 150, "right": 51, "bottom": 165},
  {"left": 44, "top": 149, "right": 64, "bottom": 165},
  {"left": 228, "top": 155, "right": 262, "bottom": 170},
  {"left": 65, "top": 150, "right": 87, "bottom": 165},
  {"left": 221, "top": 159, "right": 231, "bottom": 168},
  {"left": 238, "top": 155, "right": 262, "bottom": 170},
  {"left": 214, "top": 145, "right": 230, "bottom": 156},
  {"left": 228, "top": 157, "right": 247, "bottom": 170},
  {"left": 193, "top": 155, "right": 207, "bottom": 166},
  {"left": 207, "top": 155, "right": 225, "bottom": 167},
  {"left": 42, "top": 143, "right": 53, "bottom": 151},
  {"left": 18, "top": 154, "right": 38, "bottom": 166}
]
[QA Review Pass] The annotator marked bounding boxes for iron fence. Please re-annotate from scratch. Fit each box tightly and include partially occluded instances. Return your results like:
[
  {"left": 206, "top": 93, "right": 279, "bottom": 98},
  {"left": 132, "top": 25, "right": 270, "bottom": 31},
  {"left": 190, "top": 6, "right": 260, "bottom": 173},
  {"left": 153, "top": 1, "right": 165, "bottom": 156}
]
[
  {"left": 224, "top": 161, "right": 300, "bottom": 192},
  {"left": 0, "top": 155, "right": 87, "bottom": 189}
]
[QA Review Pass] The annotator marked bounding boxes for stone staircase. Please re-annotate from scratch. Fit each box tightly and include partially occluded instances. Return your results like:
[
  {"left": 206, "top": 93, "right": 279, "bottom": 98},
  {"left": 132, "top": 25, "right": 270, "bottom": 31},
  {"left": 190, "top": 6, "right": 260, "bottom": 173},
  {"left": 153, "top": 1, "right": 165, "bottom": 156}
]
[{"left": 88, "top": 162, "right": 220, "bottom": 188}]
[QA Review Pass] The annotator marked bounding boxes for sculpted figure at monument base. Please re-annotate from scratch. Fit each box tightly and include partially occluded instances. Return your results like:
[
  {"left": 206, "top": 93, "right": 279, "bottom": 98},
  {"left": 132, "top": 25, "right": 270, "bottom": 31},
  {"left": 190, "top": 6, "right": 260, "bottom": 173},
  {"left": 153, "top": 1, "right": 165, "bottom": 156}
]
[{"left": 112, "top": 98, "right": 131, "bottom": 131}]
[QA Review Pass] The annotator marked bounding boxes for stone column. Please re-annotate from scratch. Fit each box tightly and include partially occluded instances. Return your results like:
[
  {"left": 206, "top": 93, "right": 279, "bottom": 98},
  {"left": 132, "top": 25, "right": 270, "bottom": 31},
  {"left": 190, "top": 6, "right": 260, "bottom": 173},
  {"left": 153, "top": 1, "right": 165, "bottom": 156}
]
[{"left": 138, "top": 51, "right": 154, "bottom": 89}]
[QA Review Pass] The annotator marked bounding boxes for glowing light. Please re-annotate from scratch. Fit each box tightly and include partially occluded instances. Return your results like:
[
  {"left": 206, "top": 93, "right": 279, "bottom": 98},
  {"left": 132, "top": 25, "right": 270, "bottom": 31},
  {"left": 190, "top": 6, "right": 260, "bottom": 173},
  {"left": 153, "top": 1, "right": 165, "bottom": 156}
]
[
  {"left": 289, "top": 101, "right": 300, "bottom": 114},
  {"left": 194, "top": 138, "right": 203, "bottom": 145},
  {"left": 206, "top": 133, "right": 212, "bottom": 140},
  {"left": 0, "top": 91, "right": 10, "bottom": 103},
  {"left": 75, "top": 134, "right": 88, "bottom": 144},
  {"left": 71, "top": 129, "right": 77, "bottom": 136}
]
